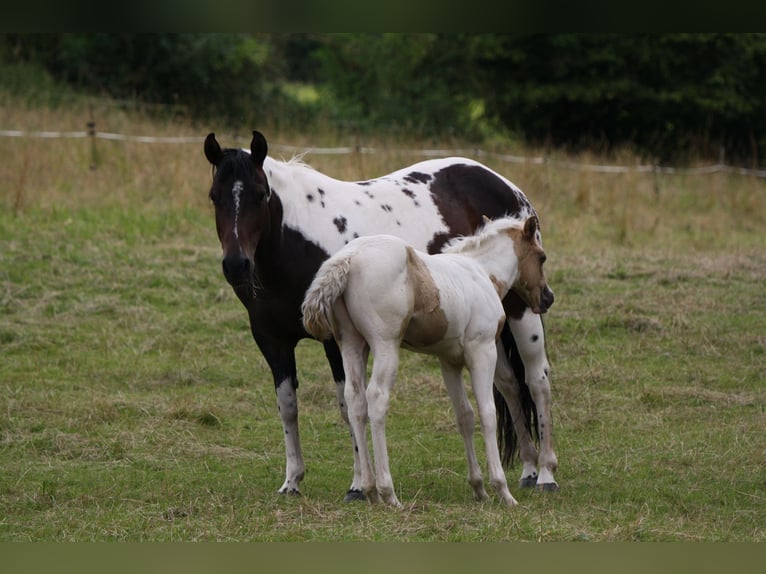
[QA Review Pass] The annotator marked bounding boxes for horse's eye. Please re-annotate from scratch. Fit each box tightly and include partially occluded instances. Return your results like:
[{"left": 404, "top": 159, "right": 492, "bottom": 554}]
[{"left": 209, "top": 191, "right": 220, "bottom": 206}]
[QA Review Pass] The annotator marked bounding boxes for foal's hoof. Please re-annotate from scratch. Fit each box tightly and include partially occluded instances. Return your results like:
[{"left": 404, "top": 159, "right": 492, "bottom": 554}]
[
  {"left": 344, "top": 488, "right": 367, "bottom": 502},
  {"left": 536, "top": 482, "right": 559, "bottom": 492},
  {"left": 519, "top": 476, "right": 538, "bottom": 488},
  {"left": 278, "top": 487, "right": 301, "bottom": 496}
]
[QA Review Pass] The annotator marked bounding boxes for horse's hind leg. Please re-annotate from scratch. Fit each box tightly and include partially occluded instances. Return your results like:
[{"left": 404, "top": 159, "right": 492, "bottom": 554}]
[
  {"left": 439, "top": 360, "right": 489, "bottom": 502},
  {"left": 508, "top": 309, "right": 558, "bottom": 490}
]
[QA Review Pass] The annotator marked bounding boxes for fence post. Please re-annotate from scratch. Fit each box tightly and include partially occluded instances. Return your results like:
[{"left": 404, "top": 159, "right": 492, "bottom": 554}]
[
  {"left": 652, "top": 161, "right": 661, "bottom": 197},
  {"left": 87, "top": 106, "right": 99, "bottom": 170}
]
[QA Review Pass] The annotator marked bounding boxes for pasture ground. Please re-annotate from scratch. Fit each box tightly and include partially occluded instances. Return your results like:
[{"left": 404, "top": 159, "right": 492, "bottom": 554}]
[{"left": 1, "top": 98, "right": 765, "bottom": 541}]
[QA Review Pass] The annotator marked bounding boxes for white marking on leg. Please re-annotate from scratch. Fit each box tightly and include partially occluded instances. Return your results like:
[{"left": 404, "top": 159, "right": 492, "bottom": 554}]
[{"left": 276, "top": 378, "right": 304, "bottom": 494}]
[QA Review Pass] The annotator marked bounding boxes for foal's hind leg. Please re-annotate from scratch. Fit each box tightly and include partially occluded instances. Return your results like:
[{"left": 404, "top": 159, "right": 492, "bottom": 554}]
[
  {"left": 366, "top": 341, "right": 403, "bottom": 509},
  {"left": 508, "top": 309, "right": 558, "bottom": 490},
  {"left": 439, "top": 360, "right": 489, "bottom": 502},
  {"left": 335, "top": 307, "right": 380, "bottom": 504},
  {"left": 323, "top": 339, "right": 367, "bottom": 502}
]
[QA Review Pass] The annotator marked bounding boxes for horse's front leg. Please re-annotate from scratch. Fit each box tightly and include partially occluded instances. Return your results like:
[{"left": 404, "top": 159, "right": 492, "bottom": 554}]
[
  {"left": 439, "top": 360, "right": 489, "bottom": 502},
  {"left": 323, "top": 339, "right": 367, "bottom": 502},
  {"left": 508, "top": 309, "right": 559, "bottom": 491},
  {"left": 493, "top": 338, "right": 541, "bottom": 487},
  {"left": 258, "top": 341, "right": 305, "bottom": 495}
]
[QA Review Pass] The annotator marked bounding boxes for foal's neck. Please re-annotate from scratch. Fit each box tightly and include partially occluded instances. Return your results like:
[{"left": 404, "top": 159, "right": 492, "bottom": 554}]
[{"left": 467, "top": 235, "right": 520, "bottom": 298}]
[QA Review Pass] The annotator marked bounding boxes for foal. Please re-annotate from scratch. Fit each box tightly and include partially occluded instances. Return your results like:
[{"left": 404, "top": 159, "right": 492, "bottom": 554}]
[{"left": 301, "top": 215, "right": 552, "bottom": 508}]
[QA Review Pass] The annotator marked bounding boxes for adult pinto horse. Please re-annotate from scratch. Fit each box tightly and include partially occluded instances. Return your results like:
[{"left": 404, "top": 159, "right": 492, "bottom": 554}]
[
  {"left": 203, "top": 131, "right": 558, "bottom": 500},
  {"left": 302, "top": 215, "right": 552, "bottom": 508}
]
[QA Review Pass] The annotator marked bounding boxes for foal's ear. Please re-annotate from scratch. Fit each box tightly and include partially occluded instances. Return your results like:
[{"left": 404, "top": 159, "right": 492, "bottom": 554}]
[
  {"left": 204, "top": 132, "right": 223, "bottom": 166},
  {"left": 251, "top": 130, "right": 268, "bottom": 169},
  {"left": 523, "top": 215, "right": 540, "bottom": 240}
]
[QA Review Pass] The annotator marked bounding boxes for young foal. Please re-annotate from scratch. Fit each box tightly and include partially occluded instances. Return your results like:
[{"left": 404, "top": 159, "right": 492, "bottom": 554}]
[{"left": 302, "top": 215, "right": 551, "bottom": 508}]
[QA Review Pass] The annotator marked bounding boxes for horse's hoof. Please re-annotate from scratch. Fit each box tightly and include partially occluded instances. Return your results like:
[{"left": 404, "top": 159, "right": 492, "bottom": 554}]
[
  {"left": 278, "top": 488, "right": 301, "bottom": 496},
  {"left": 537, "top": 482, "right": 559, "bottom": 492},
  {"left": 519, "top": 476, "right": 538, "bottom": 488},
  {"left": 344, "top": 488, "right": 367, "bottom": 502}
]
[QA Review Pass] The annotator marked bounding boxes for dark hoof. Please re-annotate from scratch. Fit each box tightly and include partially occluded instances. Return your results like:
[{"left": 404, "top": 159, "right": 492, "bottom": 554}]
[
  {"left": 537, "top": 482, "right": 559, "bottom": 492},
  {"left": 278, "top": 488, "right": 301, "bottom": 496},
  {"left": 344, "top": 488, "right": 367, "bottom": 502},
  {"left": 519, "top": 476, "right": 538, "bottom": 488}
]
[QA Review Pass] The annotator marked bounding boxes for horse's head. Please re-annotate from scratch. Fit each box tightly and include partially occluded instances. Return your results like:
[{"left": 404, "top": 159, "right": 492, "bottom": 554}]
[
  {"left": 205, "top": 131, "right": 272, "bottom": 292},
  {"left": 513, "top": 215, "right": 554, "bottom": 314}
]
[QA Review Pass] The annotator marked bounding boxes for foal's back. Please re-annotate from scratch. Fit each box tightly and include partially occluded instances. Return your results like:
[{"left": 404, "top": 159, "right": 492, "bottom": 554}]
[{"left": 341, "top": 235, "right": 506, "bottom": 360}]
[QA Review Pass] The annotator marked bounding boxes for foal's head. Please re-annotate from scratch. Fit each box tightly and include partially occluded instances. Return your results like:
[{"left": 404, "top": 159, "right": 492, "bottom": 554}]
[
  {"left": 512, "top": 216, "right": 554, "bottom": 314},
  {"left": 204, "top": 131, "right": 272, "bottom": 291}
]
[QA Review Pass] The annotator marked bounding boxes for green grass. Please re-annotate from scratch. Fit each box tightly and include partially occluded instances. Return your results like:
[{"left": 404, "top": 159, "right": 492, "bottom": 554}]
[{"left": 1, "top": 92, "right": 765, "bottom": 540}]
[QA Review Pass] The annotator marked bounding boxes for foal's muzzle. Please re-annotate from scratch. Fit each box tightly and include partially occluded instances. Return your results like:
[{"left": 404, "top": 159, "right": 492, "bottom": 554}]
[
  {"left": 540, "top": 286, "right": 555, "bottom": 313},
  {"left": 222, "top": 254, "right": 252, "bottom": 286}
]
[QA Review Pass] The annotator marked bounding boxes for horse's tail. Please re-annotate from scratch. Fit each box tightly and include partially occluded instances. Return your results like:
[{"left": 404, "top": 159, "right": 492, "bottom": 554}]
[
  {"left": 496, "top": 323, "right": 539, "bottom": 469},
  {"left": 301, "top": 252, "right": 353, "bottom": 341}
]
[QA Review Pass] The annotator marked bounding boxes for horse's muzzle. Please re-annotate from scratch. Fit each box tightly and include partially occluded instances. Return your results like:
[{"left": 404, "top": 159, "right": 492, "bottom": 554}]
[{"left": 222, "top": 254, "right": 252, "bottom": 287}]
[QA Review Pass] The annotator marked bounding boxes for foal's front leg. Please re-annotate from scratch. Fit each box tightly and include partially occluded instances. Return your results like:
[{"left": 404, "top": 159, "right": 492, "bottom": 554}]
[
  {"left": 439, "top": 360, "right": 489, "bottom": 502},
  {"left": 467, "top": 342, "right": 518, "bottom": 508}
]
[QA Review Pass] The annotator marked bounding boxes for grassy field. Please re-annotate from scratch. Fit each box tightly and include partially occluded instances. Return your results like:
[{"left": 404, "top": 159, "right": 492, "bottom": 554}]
[{"left": 1, "top": 94, "right": 765, "bottom": 541}]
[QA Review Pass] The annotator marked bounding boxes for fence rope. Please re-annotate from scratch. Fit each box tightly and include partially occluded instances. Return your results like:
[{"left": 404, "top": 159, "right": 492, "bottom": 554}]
[{"left": 3, "top": 128, "right": 766, "bottom": 178}]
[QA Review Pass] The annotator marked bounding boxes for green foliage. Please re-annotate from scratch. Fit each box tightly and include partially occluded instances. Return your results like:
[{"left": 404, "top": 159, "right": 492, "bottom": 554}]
[
  {"left": 473, "top": 33, "right": 766, "bottom": 162},
  {"left": 5, "top": 33, "right": 766, "bottom": 160},
  {"left": 313, "top": 34, "right": 479, "bottom": 136},
  {"left": 3, "top": 34, "right": 275, "bottom": 125}
]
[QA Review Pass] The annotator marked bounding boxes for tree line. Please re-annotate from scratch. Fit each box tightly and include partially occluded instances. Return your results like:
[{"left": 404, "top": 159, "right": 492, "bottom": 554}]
[{"left": 4, "top": 33, "right": 766, "bottom": 164}]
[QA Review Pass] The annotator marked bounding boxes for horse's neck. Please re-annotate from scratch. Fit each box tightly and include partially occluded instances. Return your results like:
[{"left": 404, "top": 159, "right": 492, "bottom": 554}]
[{"left": 265, "top": 157, "right": 337, "bottom": 196}]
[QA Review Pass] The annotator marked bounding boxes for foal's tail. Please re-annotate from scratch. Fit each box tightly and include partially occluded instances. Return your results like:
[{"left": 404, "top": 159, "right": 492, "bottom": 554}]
[{"left": 301, "top": 253, "right": 353, "bottom": 341}]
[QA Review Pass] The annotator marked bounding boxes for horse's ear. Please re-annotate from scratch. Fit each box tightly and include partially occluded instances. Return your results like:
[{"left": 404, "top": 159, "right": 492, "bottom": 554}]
[
  {"left": 251, "top": 130, "right": 268, "bottom": 169},
  {"left": 523, "top": 215, "right": 539, "bottom": 240},
  {"left": 204, "top": 132, "right": 223, "bottom": 166}
]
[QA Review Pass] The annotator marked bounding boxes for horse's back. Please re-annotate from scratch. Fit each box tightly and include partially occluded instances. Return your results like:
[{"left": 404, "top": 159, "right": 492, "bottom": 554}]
[{"left": 266, "top": 155, "right": 536, "bottom": 259}]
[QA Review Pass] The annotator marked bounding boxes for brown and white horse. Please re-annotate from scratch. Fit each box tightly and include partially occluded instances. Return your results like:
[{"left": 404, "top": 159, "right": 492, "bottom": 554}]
[
  {"left": 302, "top": 215, "right": 552, "bottom": 508},
  {"left": 204, "top": 131, "right": 558, "bottom": 500}
]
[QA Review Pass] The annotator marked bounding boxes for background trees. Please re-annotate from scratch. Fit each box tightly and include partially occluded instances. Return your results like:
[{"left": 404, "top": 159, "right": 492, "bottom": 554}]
[{"left": 4, "top": 33, "right": 766, "bottom": 163}]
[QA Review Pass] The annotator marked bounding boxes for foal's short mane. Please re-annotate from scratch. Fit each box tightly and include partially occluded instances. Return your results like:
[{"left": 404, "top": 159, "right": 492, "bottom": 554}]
[{"left": 442, "top": 216, "right": 526, "bottom": 254}]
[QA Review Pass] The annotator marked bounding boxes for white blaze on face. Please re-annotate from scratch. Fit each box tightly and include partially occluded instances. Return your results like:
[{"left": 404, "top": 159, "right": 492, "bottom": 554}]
[{"left": 232, "top": 180, "right": 244, "bottom": 239}]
